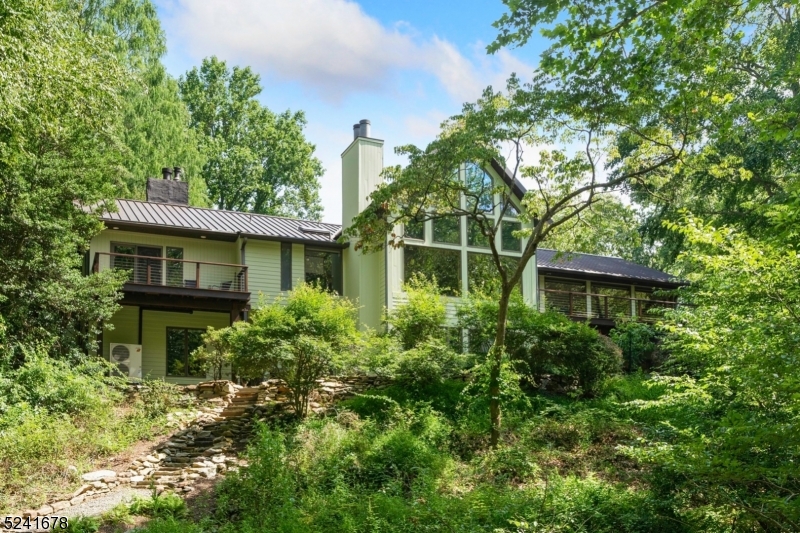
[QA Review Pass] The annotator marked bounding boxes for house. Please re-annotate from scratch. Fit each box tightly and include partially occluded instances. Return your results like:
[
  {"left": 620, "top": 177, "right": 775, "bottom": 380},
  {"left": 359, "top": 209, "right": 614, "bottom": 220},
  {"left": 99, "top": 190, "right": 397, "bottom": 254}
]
[{"left": 88, "top": 120, "right": 680, "bottom": 383}]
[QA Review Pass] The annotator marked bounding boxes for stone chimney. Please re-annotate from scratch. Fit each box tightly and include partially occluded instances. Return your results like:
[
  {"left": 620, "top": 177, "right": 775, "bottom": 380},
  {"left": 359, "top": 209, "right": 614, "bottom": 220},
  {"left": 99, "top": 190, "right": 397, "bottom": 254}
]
[{"left": 146, "top": 166, "right": 189, "bottom": 205}]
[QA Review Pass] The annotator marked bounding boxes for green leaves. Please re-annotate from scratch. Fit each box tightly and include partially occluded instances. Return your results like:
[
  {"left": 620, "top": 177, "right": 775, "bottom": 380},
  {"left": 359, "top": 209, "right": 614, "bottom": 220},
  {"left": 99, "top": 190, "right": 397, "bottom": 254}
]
[
  {"left": 0, "top": 0, "right": 126, "bottom": 359},
  {"left": 179, "top": 57, "right": 323, "bottom": 219}
]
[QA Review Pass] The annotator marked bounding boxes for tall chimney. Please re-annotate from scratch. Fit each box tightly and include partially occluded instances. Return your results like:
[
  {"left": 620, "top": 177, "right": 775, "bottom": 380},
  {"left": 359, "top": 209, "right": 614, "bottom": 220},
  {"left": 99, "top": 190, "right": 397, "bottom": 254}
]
[
  {"left": 173, "top": 167, "right": 183, "bottom": 181},
  {"left": 161, "top": 167, "right": 173, "bottom": 180},
  {"left": 359, "top": 119, "right": 371, "bottom": 138}
]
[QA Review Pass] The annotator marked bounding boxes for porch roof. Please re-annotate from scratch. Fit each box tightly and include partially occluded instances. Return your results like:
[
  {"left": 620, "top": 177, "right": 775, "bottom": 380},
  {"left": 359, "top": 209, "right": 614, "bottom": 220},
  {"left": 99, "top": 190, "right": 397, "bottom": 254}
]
[{"left": 537, "top": 249, "right": 681, "bottom": 287}]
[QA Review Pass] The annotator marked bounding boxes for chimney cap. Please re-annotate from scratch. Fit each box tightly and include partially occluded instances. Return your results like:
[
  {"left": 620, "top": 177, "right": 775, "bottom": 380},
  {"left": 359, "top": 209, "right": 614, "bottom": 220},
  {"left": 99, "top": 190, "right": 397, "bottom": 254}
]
[
  {"left": 173, "top": 166, "right": 183, "bottom": 181},
  {"left": 359, "top": 119, "right": 371, "bottom": 125},
  {"left": 161, "top": 167, "right": 173, "bottom": 180}
]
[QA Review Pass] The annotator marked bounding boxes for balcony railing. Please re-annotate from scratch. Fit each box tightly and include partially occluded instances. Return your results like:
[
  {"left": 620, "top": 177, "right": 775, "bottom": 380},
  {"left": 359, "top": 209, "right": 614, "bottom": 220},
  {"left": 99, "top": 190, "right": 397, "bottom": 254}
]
[
  {"left": 538, "top": 288, "right": 676, "bottom": 321},
  {"left": 93, "top": 252, "right": 248, "bottom": 293}
]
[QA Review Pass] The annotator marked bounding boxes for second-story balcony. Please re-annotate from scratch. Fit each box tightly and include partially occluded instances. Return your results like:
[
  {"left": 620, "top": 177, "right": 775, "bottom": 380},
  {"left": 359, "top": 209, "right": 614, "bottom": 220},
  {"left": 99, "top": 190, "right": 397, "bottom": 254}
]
[
  {"left": 93, "top": 252, "right": 249, "bottom": 301},
  {"left": 539, "top": 288, "right": 676, "bottom": 324}
]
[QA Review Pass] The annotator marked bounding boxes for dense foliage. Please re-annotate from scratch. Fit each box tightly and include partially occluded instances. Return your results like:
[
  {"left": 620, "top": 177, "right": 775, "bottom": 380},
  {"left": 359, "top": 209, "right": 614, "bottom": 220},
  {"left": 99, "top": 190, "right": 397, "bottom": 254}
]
[
  {"left": 225, "top": 285, "right": 358, "bottom": 416},
  {"left": 0, "top": 0, "right": 127, "bottom": 360},
  {"left": 0, "top": 352, "right": 186, "bottom": 513},
  {"left": 386, "top": 276, "right": 447, "bottom": 350},
  {"left": 180, "top": 57, "right": 324, "bottom": 218},
  {"left": 459, "top": 293, "right": 621, "bottom": 396}
]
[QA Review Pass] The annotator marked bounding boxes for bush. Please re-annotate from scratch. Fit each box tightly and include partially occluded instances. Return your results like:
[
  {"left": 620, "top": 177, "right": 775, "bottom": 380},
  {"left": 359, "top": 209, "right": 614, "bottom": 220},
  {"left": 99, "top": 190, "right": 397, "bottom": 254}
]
[
  {"left": 0, "top": 353, "right": 123, "bottom": 417},
  {"left": 63, "top": 515, "right": 101, "bottom": 533},
  {"left": 609, "top": 320, "right": 660, "bottom": 371},
  {"left": 226, "top": 284, "right": 358, "bottom": 416},
  {"left": 0, "top": 354, "right": 185, "bottom": 513},
  {"left": 354, "top": 330, "right": 404, "bottom": 377},
  {"left": 395, "top": 338, "right": 463, "bottom": 391},
  {"left": 129, "top": 491, "right": 188, "bottom": 520},
  {"left": 387, "top": 275, "right": 447, "bottom": 349},
  {"left": 459, "top": 294, "right": 621, "bottom": 396},
  {"left": 191, "top": 327, "right": 233, "bottom": 381},
  {"left": 137, "top": 379, "right": 185, "bottom": 420}
]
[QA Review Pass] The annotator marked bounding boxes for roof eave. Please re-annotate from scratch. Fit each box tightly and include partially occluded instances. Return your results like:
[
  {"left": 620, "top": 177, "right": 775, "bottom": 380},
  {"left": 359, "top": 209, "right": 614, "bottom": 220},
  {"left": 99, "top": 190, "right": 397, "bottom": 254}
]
[
  {"left": 538, "top": 266, "right": 685, "bottom": 288},
  {"left": 101, "top": 221, "right": 348, "bottom": 248},
  {"left": 490, "top": 159, "right": 527, "bottom": 201}
]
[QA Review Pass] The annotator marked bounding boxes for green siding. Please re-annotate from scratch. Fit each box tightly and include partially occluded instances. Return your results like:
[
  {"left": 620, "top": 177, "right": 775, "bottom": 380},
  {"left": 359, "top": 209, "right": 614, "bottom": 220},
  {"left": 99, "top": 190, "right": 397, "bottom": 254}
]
[
  {"left": 90, "top": 230, "right": 238, "bottom": 274},
  {"left": 292, "top": 244, "right": 304, "bottom": 291},
  {"left": 245, "top": 240, "right": 281, "bottom": 304},
  {"left": 103, "top": 305, "right": 139, "bottom": 358},
  {"left": 140, "top": 310, "right": 230, "bottom": 384}
]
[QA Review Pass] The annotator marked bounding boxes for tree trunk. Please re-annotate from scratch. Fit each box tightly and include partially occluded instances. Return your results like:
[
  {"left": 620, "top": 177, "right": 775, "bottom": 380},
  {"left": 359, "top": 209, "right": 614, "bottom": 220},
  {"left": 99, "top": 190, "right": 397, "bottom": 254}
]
[{"left": 489, "top": 285, "right": 512, "bottom": 448}]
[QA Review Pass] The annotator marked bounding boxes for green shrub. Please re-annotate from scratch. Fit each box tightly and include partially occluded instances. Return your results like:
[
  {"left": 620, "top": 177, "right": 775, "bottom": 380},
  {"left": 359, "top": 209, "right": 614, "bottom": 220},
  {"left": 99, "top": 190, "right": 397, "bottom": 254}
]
[
  {"left": 135, "top": 518, "right": 204, "bottom": 533},
  {"left": 100, "top": 502, "right": 134, "bottom": 528},
  {"left": 460, "top": 294, "right": 621, "bottom": 396},
  {"left": 0, "top": 354, "right": 122, "bottom": 417},
  {"left": 137, "top": 379, "right": 184, "bottom": 419},
  {"left": 63, "top": 515, "right": 101, "bottom": 533},
  {"left": 387, "top": 275, "right": 447, "bottom": 349},
  {"left": 226, "top": 284, "right": 358, "bottom": 416},
  {"left": 353, "top": 331, "right": 403, "bottom": 377},
  {"left": 394, "top": 338, "right": 463, "bottom": 391},
  {"left": 129, "top": 491, "right": 187, "bottom": 520},
  {"left": 191, "top": 326, "right": 233, "bottom": 381},
  {"left": 609, "top": 320, "right": 660, "bottom": 371}
]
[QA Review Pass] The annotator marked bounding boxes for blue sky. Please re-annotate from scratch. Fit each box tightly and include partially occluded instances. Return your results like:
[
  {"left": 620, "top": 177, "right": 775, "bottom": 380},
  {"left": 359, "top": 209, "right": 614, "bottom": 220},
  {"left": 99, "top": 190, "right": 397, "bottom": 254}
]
[{"left": 154, "top": 0, "right": 546, "bottom": 223}]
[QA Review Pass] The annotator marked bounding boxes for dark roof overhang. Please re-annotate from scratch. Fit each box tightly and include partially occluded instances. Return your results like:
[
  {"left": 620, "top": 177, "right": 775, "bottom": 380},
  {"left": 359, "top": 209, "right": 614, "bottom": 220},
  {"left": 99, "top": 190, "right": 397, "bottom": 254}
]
[{"left": 103, "top": 221, "right": 349, "bottom": 249}]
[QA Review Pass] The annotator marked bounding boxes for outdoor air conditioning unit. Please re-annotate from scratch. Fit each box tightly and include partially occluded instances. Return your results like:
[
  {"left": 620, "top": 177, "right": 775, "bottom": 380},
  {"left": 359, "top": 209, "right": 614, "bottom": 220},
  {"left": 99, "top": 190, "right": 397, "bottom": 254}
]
[{"left": 109, "top": 343, "right": 142, "bottom": 378}]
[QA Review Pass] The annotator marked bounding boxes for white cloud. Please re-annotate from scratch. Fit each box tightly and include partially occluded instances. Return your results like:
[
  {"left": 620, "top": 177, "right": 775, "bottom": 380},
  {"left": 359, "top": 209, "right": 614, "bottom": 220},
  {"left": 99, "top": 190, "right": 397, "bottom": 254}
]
[{"left": 163, "top": 0, "right": 533, "bottom": 102}]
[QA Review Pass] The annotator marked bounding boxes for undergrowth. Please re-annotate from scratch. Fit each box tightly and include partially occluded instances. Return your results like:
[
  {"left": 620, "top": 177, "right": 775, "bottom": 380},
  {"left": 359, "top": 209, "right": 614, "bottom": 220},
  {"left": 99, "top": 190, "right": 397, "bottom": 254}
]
[
  {"left": 0, "top": 356, "right": 187, "bottom": 513},
  {"left": 130, "top": 375, "right": 721, "bottom": 533}
]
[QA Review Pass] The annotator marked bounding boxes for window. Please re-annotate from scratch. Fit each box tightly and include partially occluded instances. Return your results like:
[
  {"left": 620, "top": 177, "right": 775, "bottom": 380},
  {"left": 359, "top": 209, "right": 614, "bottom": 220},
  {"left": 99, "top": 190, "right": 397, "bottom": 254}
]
[
  {"left": 543, "top": 278, "right": 587, "bottom": 316},
  {"left": 404, "top": 245, "right": 461, "bottom": 296},
  {"left": 112, "top": 243, "right": 162, "bottom": 284},
  {"left": 281, "top": 242, "right": 292, "bottom": 291},
  {"left": 592, "top": 284, "right": 632, "bottom": 318},
  {"left": 305, "top": 249, "right": 342, "bottom": 294},
  {"left": 467, "top": 219, "right": 491, "bottom": 248},
  {"left": 465, "top": 163, "right": 494, "bottom": 213},
  {"left": 404, "top": 214, "right": 425, "bottom": 240},
  {"left": 166, "top": 327, "right": 206, "bottom": 378},
  {"left": 433, "top": 216, "right": 460, "bottom": 245},
  {"left": 467, "top": 252, "right": 521, "bottom": 296},
  {"left": 500, "top": 194, "right": 519, "bottom": 217},
  {"left": 501, "top": 221, "right": 522, "bottom": 252},
  {"left": 166, "top": 247, "right": 183, "bottom": 287}
]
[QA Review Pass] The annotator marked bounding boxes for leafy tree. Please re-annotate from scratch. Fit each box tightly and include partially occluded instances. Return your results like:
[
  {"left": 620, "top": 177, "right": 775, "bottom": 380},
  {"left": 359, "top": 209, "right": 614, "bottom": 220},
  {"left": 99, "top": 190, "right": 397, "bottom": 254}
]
[
  {"left": 192, "top": 327, "right": 233, "bottom": 381},
  {"left": 491, "top": 0, "right": 800, "bottom": 267},
  {"left": 344, "top": 76, "right": 683, "bottom": 445},
  {"left": 226, "top": 285, "right": 358, "bottom": 417},
  {"left": 623, "top": 221, "right": 800, "bottom": 529},
  {"left": 74, "top": 0, "right": 208, "bottom": 205},
  {"left": 180, "top": 57, "right": 323, "bottom": 218},
  {"left": 0, "top": 0, "right": 126, "bottom": 361}
]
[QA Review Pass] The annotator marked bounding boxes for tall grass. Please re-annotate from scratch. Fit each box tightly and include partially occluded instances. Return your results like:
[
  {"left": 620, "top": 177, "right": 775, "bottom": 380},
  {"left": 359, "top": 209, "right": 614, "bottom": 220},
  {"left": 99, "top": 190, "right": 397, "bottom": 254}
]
[{"left": 0, "top": 356, "right": 185, "bottom": 512}]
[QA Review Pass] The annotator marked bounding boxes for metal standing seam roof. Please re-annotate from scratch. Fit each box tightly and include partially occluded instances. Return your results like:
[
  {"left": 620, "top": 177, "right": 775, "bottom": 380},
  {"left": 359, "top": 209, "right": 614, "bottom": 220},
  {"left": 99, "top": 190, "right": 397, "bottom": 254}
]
[
  {"left": 99, "top": 199, "right": 342, "bottom": 243},
  {"left": 536, "top": 249, "right": 680, "bottom": 286},
  {"left": 95, "top": 200, "right": 677, "bottom": 284}
]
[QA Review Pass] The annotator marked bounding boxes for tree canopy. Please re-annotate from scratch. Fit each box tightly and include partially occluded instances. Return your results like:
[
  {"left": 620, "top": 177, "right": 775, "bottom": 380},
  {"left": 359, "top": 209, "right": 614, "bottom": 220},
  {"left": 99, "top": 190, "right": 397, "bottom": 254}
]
[
  {"left": 0, "top": 0, "right": 127, "bottom": 360},
  {"left": 344, "top": 74, "right": 683, "bottom": 445},
  {"left": 492, "top": 0, "right": 800, "bottom": 267},
  {"left": 180, "top": 57, "right": 324, "bottom": 219}
]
